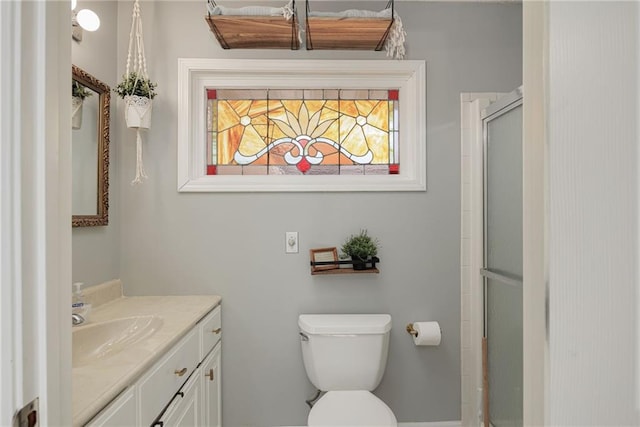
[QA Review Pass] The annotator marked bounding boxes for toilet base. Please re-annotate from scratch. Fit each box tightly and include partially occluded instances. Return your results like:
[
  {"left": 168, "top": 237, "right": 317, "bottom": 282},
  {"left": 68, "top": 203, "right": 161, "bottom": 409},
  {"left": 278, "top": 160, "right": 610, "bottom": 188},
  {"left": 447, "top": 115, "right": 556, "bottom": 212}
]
[{"left": 308, "top": 390, "right": 397, "bottom": 427}]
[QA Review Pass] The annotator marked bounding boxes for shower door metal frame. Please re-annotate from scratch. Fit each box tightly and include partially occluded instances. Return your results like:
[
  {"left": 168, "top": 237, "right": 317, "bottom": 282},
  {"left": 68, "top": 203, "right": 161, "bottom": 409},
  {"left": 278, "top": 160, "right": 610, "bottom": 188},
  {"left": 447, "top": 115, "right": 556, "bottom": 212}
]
[{"left": 480, "top": 86, "right": 523, "bottom": 427}]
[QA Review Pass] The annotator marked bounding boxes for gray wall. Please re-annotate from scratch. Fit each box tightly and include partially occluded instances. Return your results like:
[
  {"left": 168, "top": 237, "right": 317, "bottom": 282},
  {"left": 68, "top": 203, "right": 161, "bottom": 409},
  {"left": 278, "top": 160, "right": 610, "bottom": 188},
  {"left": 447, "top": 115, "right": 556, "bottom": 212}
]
[
  {"left": 113, "top": 2, "right": 522, "bottom": 425},
  {"left": 71, "top": 0, "right": 120, "bottom": 286}
]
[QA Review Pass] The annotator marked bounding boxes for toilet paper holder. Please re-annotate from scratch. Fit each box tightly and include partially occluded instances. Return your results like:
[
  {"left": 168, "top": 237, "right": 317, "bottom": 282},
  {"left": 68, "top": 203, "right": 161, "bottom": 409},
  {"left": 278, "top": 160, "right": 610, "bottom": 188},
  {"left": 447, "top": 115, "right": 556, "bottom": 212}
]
[{"left": 406, "top": 323, "right": 418, "bottom": 336}]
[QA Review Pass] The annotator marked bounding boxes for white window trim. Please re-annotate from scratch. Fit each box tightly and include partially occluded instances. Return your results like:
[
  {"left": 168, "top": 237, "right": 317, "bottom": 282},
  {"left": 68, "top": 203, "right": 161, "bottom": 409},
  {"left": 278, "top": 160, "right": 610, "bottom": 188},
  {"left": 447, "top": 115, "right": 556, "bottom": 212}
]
[{"left": 177, "top": 58, "right": 426, "bottom": 192}]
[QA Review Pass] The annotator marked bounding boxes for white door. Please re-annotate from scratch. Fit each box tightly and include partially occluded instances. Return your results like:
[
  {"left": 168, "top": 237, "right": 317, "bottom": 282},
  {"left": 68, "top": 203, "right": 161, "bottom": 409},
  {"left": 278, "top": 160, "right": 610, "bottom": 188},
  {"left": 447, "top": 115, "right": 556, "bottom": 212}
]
[
  {"left": 481, "top": 89, "right": 523, "bottom": 427},
  {"left": 0, "top": 1, "right": 71, "bottom": 425}
]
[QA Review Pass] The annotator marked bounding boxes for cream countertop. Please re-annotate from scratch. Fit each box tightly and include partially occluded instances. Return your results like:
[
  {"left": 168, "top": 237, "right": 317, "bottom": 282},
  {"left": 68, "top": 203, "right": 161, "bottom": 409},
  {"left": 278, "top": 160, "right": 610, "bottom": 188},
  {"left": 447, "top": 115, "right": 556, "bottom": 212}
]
[{"left": 72, "top": 281, "right": 221, "bottom": 426}]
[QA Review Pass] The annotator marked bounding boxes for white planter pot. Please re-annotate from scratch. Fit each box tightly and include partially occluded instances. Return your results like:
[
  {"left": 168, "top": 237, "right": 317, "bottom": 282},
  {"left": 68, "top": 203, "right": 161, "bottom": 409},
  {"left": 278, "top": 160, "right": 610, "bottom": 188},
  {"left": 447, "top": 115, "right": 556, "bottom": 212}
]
[
  {"left": 124, "top": 95, "right": 153, "bottom": 129},
  {"left": 72, "top": 96, "right": 83, "bottom": 129}
]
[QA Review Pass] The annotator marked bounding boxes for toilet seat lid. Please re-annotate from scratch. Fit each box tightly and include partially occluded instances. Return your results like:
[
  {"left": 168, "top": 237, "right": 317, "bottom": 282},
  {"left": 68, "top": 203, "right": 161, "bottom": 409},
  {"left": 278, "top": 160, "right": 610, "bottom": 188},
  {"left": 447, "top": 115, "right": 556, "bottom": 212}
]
[{"left": 308, "top": 391, "right": 397, "bottom": 427}]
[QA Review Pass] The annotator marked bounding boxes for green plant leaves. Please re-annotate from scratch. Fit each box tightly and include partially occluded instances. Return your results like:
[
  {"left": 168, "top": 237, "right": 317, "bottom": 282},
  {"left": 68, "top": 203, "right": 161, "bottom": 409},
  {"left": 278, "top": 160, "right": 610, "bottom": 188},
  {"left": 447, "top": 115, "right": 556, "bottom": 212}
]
[
  {"left": 114, "top": 72, "right": 158, "bottom": 99},
  {"left": 340, "top": 229, "right": 379, "bottom": 260},
  {"left": 72, "top": 81, "right": 92, "bottom": 99}
]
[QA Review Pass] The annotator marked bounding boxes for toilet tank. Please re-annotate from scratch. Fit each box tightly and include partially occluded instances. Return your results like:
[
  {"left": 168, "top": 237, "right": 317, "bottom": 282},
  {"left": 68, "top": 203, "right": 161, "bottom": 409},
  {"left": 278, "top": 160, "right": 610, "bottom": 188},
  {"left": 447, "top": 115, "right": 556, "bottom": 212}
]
[{"left": 299, "top": 314, "right": 392, "bottom": 391}]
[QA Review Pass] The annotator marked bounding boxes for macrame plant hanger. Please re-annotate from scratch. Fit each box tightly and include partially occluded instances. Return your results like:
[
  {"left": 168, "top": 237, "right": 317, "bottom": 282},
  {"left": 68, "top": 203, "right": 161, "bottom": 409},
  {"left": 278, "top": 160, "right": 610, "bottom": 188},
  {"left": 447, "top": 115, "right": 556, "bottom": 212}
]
[{"left": 125, "top": 0, "right": 151, "bottom": 185}]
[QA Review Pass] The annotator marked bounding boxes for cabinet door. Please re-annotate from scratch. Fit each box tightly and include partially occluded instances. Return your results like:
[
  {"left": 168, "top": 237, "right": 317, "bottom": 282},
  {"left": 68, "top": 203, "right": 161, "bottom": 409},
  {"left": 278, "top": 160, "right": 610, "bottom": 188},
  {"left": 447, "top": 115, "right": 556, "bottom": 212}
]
[
  {"left": 138, "top": 328, "right": 200, "bottom": 425},
  {"left": 85, "top": 387, "right": 136, "bottom": 427},
  {"left": 157, "top": 370, "right": 201, "bottom": 427},
  {"left": 200, "top": 342, "right": 221, "bottom": 427}
]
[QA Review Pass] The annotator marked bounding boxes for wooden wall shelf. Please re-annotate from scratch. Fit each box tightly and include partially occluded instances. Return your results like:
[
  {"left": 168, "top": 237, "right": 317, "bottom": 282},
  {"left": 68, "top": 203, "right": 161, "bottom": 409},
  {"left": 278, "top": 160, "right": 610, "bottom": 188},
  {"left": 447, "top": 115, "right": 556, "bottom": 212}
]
[
  {"left": 205, "top": 1, "right": 395, "bottom": 51},
  {"left": 205, "top": 15, "right": 300, "bottom": 50},
  {"left": 311, "top": 267, "right": 380, "bottom": 276},
  {"left": 305, "top": 0, "right": 394, "bottom": 51},
  {"left": 305, "top": 17, "right": 392, "bottom": 51},
  {"left": 309, "top": 256, "right": 380, "bottom": 275}
]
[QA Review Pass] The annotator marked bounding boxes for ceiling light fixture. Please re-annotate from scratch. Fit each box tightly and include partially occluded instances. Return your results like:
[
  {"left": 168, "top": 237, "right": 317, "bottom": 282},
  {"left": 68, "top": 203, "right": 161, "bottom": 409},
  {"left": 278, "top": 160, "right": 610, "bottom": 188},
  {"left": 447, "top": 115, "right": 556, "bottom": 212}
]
[{"left": 72, "top": 1, "right": 100, "bottom": 42}]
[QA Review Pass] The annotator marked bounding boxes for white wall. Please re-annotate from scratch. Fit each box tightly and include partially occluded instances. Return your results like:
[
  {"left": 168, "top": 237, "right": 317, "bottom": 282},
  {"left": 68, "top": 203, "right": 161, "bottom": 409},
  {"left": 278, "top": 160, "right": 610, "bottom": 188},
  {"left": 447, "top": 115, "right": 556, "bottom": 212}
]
[
  {"left": 113, "top": 1, "right": 522, "bottom": 425},
  {"left": 547, "top": 1, "right": 640, "bottom": 424},
  {"left": 71, "top": 1, "right": 120, "bottom": 285}
]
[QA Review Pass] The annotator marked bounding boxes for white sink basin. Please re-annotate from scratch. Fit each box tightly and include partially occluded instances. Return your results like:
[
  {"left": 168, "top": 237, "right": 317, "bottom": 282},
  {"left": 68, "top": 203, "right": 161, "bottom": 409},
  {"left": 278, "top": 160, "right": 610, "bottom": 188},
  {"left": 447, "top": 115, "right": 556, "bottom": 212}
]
[{"left": 73, "top": 315, "right": 163, "bottom": 368}]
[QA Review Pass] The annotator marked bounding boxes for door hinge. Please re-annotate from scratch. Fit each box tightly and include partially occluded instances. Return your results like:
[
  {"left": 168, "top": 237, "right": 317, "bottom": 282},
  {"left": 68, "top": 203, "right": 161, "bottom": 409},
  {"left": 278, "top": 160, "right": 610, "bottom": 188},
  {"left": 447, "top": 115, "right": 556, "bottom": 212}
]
[{"left": 14, "top": 397, "right": 38, "bottom": 427}]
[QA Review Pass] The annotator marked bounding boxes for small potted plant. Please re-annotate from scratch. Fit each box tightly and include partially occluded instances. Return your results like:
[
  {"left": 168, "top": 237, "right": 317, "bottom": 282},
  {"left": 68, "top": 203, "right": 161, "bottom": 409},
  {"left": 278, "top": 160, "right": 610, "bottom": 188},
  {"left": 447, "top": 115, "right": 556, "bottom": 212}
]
[
  {"left": 114, "top": 71, "right": 157, "bottom": 129},
  {"left": 341, "top": 229, "right": 380, "bottom": 270},
  {"left": 71, "top": 80, "right": 92, "bottom": 129}
]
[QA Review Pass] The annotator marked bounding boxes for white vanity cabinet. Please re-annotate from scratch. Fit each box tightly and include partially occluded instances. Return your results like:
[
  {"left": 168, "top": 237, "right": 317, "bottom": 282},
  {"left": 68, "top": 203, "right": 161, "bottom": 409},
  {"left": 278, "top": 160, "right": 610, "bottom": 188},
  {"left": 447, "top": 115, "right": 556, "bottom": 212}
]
[
  {"left": 85, "top": 387, "right": 136, "bottom": 427},
  {"left": 154, "top": 306, "right": 222, "bottom": 427},
  {"left": 156, "top": 368, "right": 202, "bottom": 426},
  {"left": 84, "top": 304, "right": 222, "bottom": 427},
  {"left": 200, "top": 342, "right": 221, "bottom": 427},
  {"left": 156, "top": 341, "right": 221, "bottom": 427},
  {"left": 140, "top": 327, "right": 200, "bottom": 425}
]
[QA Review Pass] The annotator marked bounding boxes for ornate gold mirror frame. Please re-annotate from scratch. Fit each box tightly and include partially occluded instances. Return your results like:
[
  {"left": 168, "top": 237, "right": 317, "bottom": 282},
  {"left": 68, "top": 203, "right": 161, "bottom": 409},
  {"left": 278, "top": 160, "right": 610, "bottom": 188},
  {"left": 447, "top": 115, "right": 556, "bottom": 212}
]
[{"left": 72, "top": 65, "right": 110, "bottom": 227}]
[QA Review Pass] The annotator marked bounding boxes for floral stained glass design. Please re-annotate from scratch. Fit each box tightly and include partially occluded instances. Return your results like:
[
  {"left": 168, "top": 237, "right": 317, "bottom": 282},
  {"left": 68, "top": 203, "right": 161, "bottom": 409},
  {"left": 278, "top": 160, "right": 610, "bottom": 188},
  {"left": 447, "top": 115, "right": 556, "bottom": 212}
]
[{"left": 206, "top": 89, "right": 399, "bottom": 176}]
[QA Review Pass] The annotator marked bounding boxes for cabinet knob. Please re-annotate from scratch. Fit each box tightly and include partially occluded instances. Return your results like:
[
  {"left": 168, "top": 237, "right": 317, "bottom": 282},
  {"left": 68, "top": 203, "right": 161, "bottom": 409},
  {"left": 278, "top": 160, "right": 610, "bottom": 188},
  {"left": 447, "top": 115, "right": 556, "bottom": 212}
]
[
  {"left": 212, "top": 328, "right": 221, "bottom": 334},
  {"left": 206, "top": 368, "right": 214, "bottom": 381},
  {"left": 174, "top": 367, "right": 188, "bottom": 377}
]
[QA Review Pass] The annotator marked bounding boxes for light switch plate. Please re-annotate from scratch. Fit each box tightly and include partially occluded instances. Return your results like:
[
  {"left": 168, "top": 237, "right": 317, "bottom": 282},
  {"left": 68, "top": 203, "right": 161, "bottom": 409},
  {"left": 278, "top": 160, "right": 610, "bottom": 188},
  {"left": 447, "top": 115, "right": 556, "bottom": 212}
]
[{"left": 285, "top": 231, "right": 298, "bottom": 254}]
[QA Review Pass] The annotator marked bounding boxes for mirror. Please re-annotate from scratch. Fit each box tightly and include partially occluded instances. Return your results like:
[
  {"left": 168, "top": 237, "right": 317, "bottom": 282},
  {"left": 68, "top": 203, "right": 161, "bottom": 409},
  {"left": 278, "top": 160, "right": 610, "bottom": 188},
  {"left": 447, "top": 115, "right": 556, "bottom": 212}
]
[{"left": 72, "top": 65, "right": 109, "bottom": 227}]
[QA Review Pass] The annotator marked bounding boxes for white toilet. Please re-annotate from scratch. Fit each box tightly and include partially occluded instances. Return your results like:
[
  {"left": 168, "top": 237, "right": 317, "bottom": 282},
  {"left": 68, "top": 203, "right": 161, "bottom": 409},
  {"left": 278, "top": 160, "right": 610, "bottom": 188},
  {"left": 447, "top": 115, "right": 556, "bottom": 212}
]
[{"left": 298, "top": 314, "right": 398, "bottom": 427}]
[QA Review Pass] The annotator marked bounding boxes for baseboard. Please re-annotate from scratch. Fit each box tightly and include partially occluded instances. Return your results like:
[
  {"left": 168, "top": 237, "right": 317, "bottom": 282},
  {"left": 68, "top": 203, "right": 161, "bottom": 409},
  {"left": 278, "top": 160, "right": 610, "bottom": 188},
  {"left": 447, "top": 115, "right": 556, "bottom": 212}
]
[
  {"left": 399, "top": 422, "right": 461, "bottom": 427},
  {"left": 278, "top": 422, "right": 461, "bottom": 427}
]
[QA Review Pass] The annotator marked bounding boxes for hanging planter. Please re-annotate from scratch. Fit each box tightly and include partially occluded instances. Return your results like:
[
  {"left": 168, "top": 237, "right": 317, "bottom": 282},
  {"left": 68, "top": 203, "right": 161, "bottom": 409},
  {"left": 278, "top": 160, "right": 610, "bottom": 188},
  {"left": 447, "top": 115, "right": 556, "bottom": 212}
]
[
  {"left": 124, "top": 95, "right": 152, "bottom": 128},
  {"left": 71, "top": 80, "right": 92, "bottom": 130},
  {"left": 115, "top": 0, "right": 158, "bottom": 185},
  {"left": 115, "top": 72, "right": 157, "bottom": 129}
]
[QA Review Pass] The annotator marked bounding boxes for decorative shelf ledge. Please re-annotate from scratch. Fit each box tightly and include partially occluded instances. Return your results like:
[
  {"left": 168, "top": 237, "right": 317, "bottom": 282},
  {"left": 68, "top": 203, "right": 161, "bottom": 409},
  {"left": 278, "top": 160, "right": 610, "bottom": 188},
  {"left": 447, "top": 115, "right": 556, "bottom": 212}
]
[
  {"left": 309, "top": 256, "right": 380, "bottom": 275},
  {"left": 311, "top": 267, "right": 380, "bottom": 276}
]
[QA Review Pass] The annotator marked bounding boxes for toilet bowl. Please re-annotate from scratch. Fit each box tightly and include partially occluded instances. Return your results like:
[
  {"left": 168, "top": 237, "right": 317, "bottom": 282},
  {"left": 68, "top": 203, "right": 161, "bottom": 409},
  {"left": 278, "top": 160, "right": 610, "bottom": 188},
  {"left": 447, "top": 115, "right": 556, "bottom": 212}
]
[{"left": 298, "top": 314, "right": 397, "bottom": 427}]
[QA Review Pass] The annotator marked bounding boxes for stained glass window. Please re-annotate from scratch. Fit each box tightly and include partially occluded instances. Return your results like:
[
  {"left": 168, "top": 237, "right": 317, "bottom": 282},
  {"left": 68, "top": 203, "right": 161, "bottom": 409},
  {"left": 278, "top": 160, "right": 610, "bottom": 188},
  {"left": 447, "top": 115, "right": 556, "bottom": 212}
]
[{"left": 206, "top": 89, "right": 399, "bottom": 176}]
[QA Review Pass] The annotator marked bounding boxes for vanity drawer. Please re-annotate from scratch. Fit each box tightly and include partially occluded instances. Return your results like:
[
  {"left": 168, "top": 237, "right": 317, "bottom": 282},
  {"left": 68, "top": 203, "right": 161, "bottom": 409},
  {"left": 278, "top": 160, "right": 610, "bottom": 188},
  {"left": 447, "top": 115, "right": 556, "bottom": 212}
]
[
  {"left": 199, "top": 305, "right": 221, "bottom": 358},
  {"left": 137, "top": 327, "right": 199, "bottom": 426}
]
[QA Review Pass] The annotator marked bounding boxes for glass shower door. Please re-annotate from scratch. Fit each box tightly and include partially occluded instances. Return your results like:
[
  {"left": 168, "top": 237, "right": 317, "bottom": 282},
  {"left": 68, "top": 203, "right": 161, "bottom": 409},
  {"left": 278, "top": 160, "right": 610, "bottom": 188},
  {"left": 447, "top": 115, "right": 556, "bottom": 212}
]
[{"left": 482, "top": 89, "right": 523, "bottom": 427}]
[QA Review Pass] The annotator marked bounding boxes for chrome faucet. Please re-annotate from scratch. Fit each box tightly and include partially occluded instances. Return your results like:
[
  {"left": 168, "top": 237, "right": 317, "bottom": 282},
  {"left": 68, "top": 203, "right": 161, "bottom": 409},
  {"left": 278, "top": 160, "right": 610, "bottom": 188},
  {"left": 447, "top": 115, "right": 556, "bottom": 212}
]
[{"left": 72, "top": 313, "right": 85, "bottom": 326}]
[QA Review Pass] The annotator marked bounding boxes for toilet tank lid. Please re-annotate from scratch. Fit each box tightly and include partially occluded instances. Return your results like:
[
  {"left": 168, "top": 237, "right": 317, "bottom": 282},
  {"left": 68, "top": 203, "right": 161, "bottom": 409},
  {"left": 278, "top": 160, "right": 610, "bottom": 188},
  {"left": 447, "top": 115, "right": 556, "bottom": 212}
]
[{"left": 299, "top": 314, "right": 392, "bottom": 334}]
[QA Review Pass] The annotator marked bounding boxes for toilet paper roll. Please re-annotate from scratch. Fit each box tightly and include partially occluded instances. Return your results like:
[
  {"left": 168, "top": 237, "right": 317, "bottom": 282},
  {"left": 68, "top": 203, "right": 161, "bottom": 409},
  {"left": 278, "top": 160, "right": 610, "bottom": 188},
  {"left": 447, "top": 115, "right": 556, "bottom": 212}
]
[{"left": 412, "top": 321, "right": 441, "bottom": 346}]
